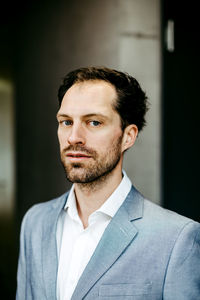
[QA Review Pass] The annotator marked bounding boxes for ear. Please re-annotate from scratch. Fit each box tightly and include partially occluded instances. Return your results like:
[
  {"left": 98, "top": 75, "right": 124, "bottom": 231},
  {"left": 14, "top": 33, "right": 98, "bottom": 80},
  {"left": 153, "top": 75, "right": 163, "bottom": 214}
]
[{"left": 121, "top": 124, "right": 138, "bottom": 153}]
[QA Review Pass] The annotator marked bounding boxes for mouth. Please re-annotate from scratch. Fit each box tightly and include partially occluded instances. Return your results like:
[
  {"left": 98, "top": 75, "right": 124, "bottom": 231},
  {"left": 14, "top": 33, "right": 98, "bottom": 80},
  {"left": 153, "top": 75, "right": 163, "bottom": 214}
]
[{"left": 66, "top": 152, "right": 92, "bottom": 161}]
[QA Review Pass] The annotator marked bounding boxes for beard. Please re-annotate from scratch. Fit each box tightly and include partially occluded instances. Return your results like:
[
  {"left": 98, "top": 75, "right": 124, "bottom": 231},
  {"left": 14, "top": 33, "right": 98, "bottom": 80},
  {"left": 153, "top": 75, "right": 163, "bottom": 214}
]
[{"left": 60, "top": 135, "right": 123, "bottom": 184}]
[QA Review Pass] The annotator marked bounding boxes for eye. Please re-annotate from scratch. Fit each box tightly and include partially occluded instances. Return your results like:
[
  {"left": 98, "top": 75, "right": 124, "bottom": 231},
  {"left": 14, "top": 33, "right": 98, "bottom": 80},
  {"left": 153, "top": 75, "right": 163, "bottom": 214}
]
[
  {"left": 89, "top": 120, "right": 101, "bottom": 127},
  {"left": 62, "top": 120, "right": 72, "bottom": 126}
]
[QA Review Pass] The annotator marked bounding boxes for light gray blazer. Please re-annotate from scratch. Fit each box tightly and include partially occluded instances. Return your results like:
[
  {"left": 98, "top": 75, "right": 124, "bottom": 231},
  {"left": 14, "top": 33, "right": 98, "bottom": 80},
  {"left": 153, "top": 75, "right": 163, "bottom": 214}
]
[{"left": 16, "top": 186, "right": 200, "bottom": 300}]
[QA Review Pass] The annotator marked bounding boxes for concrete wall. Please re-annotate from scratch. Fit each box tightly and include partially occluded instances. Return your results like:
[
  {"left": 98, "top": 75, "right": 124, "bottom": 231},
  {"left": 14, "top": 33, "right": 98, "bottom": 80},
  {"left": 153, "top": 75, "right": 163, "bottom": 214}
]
[
  {"left": 118, "top": 0, "right": 161, "bottom": 204},
  {"left": 15, "top": 0, "right": 161, "bottom": 219}
]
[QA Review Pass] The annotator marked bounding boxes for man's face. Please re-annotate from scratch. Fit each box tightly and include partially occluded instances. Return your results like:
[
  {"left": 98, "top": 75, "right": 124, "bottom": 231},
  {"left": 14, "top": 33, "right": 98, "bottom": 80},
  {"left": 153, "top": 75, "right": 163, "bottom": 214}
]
[{"left": 57, "top": 80, "right": 124, "bottom": 183}]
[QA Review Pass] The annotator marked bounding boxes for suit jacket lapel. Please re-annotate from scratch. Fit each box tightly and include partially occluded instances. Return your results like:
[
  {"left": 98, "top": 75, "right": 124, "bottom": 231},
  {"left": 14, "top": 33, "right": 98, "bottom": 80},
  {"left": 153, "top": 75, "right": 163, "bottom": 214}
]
[
  {"left": 71, "top": 186, "right": 144, "bottom": 300},
  {"left": 42, "top": 192, "right": 68, "bottom": 300}
]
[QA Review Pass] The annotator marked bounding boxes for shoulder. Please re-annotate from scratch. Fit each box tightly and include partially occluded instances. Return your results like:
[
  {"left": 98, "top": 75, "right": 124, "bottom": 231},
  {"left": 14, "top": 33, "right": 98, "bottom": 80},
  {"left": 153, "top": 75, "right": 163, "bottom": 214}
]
[
  {"left": 127, "top": 185, "right": 199, "bottom": 230},
  {"left": 20, "top": 191, "right": 69, "bottom": 231},
  {"left": 143, "top": 198, "right": 198, "bottom": 226},
  {"left": 127, "top": 184, "right": 200, "bottom": 242},
  {"left": 141, "top": 198, "right": 200, "bottom": 244}
]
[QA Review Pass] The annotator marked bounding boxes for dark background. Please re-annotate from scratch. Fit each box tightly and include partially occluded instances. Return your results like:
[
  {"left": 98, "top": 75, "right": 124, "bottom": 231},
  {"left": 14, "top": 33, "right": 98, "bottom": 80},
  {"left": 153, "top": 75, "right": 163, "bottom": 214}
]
[
  {"left": 0, "top": 0, "right": 199, "bottom": 298},
  {"left": 161, "top": 0, "right": 200, "bottom": 221}
]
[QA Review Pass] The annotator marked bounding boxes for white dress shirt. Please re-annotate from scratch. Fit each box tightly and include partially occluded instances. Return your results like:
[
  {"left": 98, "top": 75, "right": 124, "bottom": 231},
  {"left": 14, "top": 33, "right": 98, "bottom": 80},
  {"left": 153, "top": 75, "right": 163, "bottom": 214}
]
[{"left": 56, "top": 171, "right": 132, "bottom": 300}]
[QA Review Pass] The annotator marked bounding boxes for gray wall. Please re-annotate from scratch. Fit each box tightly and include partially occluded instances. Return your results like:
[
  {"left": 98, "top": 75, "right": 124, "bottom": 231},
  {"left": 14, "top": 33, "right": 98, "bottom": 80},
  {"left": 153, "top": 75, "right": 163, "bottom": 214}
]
[
  {"left": 15, "top": 0, "right": 161, "bottom": 219},
  {"left": 118, "top": 0, "right": 161, "bottom": 205}
]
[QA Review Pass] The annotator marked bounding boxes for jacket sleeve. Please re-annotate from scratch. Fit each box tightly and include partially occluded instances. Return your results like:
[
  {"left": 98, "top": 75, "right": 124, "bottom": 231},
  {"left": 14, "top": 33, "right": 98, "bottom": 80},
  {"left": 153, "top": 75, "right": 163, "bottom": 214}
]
[
  {"left": 16, "top": 210, "right": 30, "bottom": 300},
  {"left": 163, "top": 221, "right": 200, "bottom": 300}
]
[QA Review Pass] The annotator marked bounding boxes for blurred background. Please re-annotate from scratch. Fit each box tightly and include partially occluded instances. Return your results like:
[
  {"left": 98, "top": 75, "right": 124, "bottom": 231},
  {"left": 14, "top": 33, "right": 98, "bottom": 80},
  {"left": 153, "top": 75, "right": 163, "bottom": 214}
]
[{"left": 0, "top": 0, "right": 199, "bottom": 298}]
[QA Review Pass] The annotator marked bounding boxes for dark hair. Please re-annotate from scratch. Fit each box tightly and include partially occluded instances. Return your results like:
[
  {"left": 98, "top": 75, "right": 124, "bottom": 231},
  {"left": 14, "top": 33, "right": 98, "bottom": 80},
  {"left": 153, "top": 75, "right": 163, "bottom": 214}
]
[{"left": 58, "top": 66, "right": 148, "bottom": 132}]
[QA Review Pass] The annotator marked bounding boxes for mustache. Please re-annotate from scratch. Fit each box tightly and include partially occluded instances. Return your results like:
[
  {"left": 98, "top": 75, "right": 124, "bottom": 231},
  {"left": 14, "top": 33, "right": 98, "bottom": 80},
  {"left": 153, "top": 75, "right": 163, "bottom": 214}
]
[{"left": 62, "top": 145, "right": 97, "bottom": 156}]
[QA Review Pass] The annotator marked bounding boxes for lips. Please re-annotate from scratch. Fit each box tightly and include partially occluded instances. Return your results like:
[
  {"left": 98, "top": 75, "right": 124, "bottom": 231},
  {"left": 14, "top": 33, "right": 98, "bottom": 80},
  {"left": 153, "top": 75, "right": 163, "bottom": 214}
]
[{"left": 66, "top": 152, "right": 91, "bottom": 158}]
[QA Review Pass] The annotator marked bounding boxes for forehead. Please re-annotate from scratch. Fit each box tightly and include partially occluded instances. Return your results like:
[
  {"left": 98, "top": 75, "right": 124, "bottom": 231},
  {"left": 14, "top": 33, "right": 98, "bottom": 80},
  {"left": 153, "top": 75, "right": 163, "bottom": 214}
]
[{"left": 59, "top": 80, "right": 117, "bottom": 116}]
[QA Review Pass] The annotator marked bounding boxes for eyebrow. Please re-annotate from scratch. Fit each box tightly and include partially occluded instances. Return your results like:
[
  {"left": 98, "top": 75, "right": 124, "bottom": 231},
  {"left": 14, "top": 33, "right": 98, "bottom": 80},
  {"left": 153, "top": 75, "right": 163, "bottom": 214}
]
[
  {"left": 56, "top": 113, "right": 109, "bottom": 120},
  {"left": 56, "top": 113, "right": 70, "bottom": 119}
]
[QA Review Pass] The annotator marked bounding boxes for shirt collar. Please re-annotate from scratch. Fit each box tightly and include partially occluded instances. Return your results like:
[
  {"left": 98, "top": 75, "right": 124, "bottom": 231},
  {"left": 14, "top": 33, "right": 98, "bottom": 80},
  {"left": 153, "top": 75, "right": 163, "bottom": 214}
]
[
  {"left": 64, "top": 170, "right": 132, "bottom": 220},
  {"left": 64, "top": 185, "right": 78, "bottom": 220},
  {"left": 96, "top": 170, "right": 132, "bottom": 217}
]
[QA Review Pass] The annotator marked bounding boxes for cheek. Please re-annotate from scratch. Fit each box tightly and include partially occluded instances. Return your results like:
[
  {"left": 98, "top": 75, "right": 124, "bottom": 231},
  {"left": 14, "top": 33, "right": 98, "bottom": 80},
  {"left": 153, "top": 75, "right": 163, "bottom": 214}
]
[
  {"left": 57, "top": 130, "right": 67, "bottom": 147},
  {"left": 90, "top": 131, "right": 122, "bottom": 151}
]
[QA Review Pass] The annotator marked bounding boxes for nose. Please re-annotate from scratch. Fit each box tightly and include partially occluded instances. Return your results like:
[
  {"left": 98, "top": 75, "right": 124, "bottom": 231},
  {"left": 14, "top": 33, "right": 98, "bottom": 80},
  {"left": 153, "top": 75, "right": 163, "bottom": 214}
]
[{"left": 67, "top": 123, "right": 85, "bottom": 145}]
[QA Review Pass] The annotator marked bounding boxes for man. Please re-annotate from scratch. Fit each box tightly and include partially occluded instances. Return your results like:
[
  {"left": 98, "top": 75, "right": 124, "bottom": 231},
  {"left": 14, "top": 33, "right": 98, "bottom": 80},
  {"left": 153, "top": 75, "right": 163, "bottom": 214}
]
[{"left": 16, "top": 67, "right": 200, "bottom": 300}]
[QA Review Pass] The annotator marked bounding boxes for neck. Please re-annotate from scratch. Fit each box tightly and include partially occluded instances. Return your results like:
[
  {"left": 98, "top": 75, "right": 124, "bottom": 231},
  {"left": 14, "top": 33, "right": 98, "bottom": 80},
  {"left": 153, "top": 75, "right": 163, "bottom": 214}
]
[{"left": 74, "top": 164, "right": 123, "bottom": 228}]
